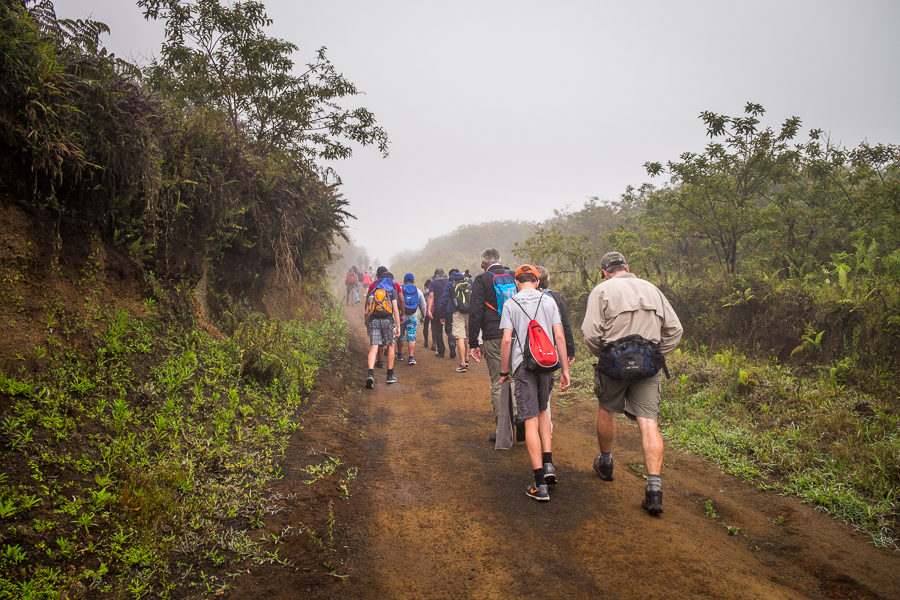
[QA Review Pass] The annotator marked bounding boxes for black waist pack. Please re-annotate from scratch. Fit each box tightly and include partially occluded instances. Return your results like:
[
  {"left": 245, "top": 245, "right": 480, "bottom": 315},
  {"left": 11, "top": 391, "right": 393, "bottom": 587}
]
[{"left": 595, "top": 334, "right": 669, "bottom": 380}]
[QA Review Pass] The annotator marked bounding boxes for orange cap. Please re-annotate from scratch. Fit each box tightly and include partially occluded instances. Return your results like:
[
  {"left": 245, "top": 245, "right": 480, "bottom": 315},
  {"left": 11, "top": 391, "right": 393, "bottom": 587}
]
[{"left": 514, "top": 264, "right": 538, "bottom": 279}]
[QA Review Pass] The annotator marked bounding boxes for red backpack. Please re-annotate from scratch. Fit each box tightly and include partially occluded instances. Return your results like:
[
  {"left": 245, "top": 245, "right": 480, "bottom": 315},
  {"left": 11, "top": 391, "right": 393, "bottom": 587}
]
[{"left": 509, "top": 294, "right": 560, "bottom": 372}]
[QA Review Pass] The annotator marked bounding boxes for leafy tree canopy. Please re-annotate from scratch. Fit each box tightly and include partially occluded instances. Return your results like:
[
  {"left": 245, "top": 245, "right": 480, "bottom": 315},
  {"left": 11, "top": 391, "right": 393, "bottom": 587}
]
[{"left": 138, "top": 0, "right": 389, "bottom": 161}]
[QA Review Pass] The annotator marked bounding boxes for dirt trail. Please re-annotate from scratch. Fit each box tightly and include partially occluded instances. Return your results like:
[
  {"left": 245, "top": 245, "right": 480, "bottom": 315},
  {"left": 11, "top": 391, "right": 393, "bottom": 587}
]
[{"left": 233, "top": 307, "right": 899, "bottom": 599}]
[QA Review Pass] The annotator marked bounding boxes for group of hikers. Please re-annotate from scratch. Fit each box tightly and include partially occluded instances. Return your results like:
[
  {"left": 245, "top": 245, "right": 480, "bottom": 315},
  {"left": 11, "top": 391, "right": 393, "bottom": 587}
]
[{"left": 351, "top": 248, "right": 682, "bottom": 513}]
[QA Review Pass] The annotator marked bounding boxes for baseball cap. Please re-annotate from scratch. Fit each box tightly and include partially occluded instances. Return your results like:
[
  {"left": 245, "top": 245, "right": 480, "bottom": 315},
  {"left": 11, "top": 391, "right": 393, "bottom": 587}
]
[
  {"left": 514, "top": 264, "right": 538, "bottom": 279},
  {"left": 600, "top": 252, "right": 626, "bottom": 271},
  {"left": 404, "top": 272, "right": 414, "bottom": 282}
]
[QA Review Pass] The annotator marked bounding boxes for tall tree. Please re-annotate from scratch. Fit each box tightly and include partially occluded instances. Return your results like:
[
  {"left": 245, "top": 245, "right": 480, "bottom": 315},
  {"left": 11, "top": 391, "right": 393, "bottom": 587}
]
[
  {"left": 645, "top": 102, "right": 800, "bottom": 274},
  {"left": 138, "top": 0, "right": 388, "bottom": 160}
]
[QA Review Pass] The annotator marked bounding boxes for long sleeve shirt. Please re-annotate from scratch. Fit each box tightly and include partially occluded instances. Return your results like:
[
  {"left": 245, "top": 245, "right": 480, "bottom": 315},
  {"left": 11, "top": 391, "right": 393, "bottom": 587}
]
[{"left": 581, "top": 273, "right": 683, "bottom": 356}]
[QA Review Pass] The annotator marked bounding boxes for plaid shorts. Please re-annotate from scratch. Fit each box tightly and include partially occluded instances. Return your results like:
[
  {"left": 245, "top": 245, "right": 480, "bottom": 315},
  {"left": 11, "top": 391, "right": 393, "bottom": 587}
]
[{"left": 368, "top": 317, "right": 396, "bottom": 346}]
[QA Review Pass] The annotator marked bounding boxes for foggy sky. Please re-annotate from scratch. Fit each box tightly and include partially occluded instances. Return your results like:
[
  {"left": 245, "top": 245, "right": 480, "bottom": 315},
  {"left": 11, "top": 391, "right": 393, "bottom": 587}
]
[{"left": 54, "top": 0, "right": 900, "bottom": 264}]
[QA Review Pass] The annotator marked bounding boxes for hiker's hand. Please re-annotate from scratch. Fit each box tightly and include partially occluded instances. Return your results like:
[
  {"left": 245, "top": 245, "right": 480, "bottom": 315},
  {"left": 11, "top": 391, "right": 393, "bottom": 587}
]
[
  {"left": 469, "top": 347, "right": 481, "bottom": 363},
  {"left": 440, "top": 318, "right": 445, "bottom": 325},
  {"left": 499, "top": 374, "right": 508, "bottom": 384},
  {"left": 558, "top": 371, "right": 571, "bottom": 391},
  {"left": 568, "top": 357, "right": 575, "bottom": 366}
]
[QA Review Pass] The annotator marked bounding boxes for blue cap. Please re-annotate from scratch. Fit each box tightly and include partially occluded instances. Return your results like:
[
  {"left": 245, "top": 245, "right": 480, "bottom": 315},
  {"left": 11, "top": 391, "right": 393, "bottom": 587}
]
[{"left": 404, "top": 272, "right": 414, "bottom": 282}]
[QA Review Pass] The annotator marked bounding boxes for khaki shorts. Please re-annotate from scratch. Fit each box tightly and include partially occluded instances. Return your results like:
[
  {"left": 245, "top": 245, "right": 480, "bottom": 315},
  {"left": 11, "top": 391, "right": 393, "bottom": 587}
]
[
  {"left": 451, "top": 311, "right": 469, "bottom": 340},
  {"left": 593, "top": 369, "right": 663, "bottom": 420}
]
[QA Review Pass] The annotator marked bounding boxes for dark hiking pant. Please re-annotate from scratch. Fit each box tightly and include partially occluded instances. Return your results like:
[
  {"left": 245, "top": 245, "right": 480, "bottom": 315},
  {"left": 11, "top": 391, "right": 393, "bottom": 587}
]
[{"left": 431, "top": 316, "right": 455, "bottom": 356}]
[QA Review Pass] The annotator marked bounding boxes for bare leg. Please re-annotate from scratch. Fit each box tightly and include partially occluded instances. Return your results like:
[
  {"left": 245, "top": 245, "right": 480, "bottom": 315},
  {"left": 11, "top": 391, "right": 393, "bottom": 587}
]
[
  {"left": 596, "top": 407, "right": 615, "bottom": 453},
  {"left": 636, "top": 417, "right": 663, "bottom": 474}
]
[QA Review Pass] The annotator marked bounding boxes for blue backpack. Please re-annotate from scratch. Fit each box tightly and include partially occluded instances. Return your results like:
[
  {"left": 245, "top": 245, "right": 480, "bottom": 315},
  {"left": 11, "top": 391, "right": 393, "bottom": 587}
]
[
  {"left": 402, "top": 284, "right": 420, "bottom": 315},
  {"left": 485, "top": 271, "right": 516, "bottom": 315}
]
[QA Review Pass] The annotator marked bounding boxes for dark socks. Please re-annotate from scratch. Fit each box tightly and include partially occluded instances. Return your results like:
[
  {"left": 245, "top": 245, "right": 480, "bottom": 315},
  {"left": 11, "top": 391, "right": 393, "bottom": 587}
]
[
  {"left": 542, "top": 452, "right": 552, "bottom": 465},
  {"left": 367, "top": 369, "right": 374, "bottom": 376},
  {"left": 533, "top": 468, "right": 545, "bottom": 485},
  {"left": 386, "top": 369, "right": 394, "bottom": 377}
]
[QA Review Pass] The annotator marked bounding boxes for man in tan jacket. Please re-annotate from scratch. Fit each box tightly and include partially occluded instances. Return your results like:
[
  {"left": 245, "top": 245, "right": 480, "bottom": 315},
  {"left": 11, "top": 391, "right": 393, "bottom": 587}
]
[{"left": 581, "top": 251, "right": 682, "bottom": 515}]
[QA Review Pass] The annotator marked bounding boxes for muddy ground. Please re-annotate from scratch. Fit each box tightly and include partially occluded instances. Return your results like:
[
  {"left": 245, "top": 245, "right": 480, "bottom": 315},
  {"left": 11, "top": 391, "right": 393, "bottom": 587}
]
[{"left": 228, "top": 306, "right": 899, "bottom": 600}]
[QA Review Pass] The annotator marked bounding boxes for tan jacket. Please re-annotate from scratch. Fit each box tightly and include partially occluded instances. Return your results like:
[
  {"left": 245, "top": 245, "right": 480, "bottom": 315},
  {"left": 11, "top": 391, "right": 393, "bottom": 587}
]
[{"left": 581, "top": 273, "right": 683, "bottom": 356}]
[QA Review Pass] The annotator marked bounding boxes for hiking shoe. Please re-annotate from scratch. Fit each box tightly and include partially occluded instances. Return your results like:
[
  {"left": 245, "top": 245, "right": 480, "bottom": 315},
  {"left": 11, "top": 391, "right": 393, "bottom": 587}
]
[
  {"left": 365, "top": 375, "right": 375, "bottom": 389},
  {"left": 543, "top": 463, "right": 558, "bottom": 485},
  {"left": 525, "top": 482, "right": 550, "bottom": 501},
  {"left": 593, "top": 453, "right": 614, "bottom": 481},
  {"left": 489, "top": 431, "right": 497, "bottom": 443},
  {"left": 641, "top": 489, "right": 664, "bottom": 515},
  {"left": 396, "top": 352, "right": 403, "bottom": 360},
  {"left": 374, "top": 359, "right": 384, "bottom": 369},
  {"left": 408, "top": 357, "right": 417, "bottom": 365},
  {"left": 449, "top": 347, "right": 456, "bottom": 359},
  {"left": 455, "top": 365, "right": 468, "bottom": 373},
  {"left": 386, "top": 374, "right": 398, "bottom": 384},
  {"left": 435, "top": 352, "right": 444, "bottom": 358}
]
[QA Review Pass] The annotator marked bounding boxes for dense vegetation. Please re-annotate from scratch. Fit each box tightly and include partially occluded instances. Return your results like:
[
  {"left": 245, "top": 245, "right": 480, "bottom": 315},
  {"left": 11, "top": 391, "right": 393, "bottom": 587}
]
[
  {"left": 1, "top": 0, "right": 383, "bottom": 596},
  {"left": 1, "top": 0, "right": 387, "bottom": 317},
  {"left": 515, "top": 103, "right": 899, "bottom": 547}
]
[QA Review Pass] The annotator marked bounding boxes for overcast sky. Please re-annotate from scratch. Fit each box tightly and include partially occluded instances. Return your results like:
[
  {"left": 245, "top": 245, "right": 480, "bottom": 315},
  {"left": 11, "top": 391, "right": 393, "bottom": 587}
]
[{"left": 55, "top": 0, "right": 900, "bottom": 264}]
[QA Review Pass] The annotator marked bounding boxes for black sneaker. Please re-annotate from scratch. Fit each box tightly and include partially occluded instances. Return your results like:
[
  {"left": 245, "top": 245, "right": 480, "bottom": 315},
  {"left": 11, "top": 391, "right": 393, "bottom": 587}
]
[
  {"left": 642, "top": 489, "right": 663, "bottom": 515},
  {"left": 593, "top": 453, "right": 614, "bottom": 481},
  {"left": 455, "top": 365, "right": 468, "bottom": 373},
  {"left": 525, "top": 481, "right": 550, "bottom": 501},
  {"left": 396, "top": 352, "right": 403, "bottom": 360},
  {"left": 449, "top": 347, "right": 456, "bottom": 359},
  {"left": 489, "top": 431, "right": 497, "bottom": 443},
  {"left": 408, "top": 357, "right": 417, "bottom": 365},
  {"left": 374, "top": 359, "right": 384, "bottom": 369},
  {"left": 365, "top": 375, "right": 374, "bottom": 389},
  {"left": 543, "top": 462, "right": 558, "bottom": 485}
]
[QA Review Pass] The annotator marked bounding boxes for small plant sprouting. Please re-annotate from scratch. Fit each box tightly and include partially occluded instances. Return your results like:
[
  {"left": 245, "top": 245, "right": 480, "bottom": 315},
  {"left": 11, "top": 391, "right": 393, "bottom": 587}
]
[{"left": 704, "top": 499, "right": 719, "bottom": 519}]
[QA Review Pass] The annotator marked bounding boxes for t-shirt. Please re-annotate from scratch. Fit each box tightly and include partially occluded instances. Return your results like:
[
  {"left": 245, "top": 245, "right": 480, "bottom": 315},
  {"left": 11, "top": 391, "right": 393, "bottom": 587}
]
[{"left": 499, "top": 288, "right": 561, "bottom": 374}]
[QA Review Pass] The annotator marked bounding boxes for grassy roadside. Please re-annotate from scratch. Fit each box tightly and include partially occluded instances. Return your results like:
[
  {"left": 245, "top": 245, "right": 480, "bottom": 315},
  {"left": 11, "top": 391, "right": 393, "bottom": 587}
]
[
  {"left": 566, "top": 349, "right": 898, "bottom": 549},
  {"left": 0, "top": 297, "right": 349, "bottom": 598}
]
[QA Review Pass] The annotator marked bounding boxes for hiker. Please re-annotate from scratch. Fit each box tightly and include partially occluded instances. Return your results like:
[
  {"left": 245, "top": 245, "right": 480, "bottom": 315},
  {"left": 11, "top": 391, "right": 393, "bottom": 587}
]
[
  {"left": 536, "top": 265, "right": 575, "bottom": 433},
  {"left": 345, "top": 266, "right": 359, "bottom": 306},
  {"left": 426, "top": 268, "right": 455, "bottom": 359},
  {"left": 365, "top": 269, "right": 402, "bottom": 388},
  {"left": 468, "top": 248, "right": 522, "bottom": 443},
  {"left": 422, "top": 278, "right": 432, "bottom": 350},
  {"left": 581, "top": 251, "right": 683, "bottom": 515},
  {"left": 499, "top": 264, "right": 570, "bottom": 501},
  {"left": 399, "top": 273, "right": 426, "bottom": 365},
  {"left": 440, "top": 268, "right": 473, "bottom": 373},
  {"left": 367, "top": 266, "right": 405, "bottom": 368},
  {"left": 361, "top": 268, "right": 373, "bottom": 289},
  {"left": 536, "top": 266, "right": 575, "bottom": 365}
]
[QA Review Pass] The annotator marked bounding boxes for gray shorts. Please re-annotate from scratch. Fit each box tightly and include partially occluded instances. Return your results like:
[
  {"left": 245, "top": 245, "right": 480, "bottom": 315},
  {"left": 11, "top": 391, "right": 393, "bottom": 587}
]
[
  {"left": 513, "top": 365, "right": 553, "bottom": 421},
  {"left": 368, "top": 318, "right": 396, "bottom": 347},
  {"left": 593, "top": 369, "right": 663, "bottom": 420}
]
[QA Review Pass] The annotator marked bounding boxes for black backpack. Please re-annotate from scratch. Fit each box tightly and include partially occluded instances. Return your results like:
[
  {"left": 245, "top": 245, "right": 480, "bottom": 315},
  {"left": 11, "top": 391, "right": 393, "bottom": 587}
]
[
  {"left": 594, "top": 335, "right": 668, "bottom": 380},
  {"left": 452, "top": 279, "right": 473, "bottom": 313}
]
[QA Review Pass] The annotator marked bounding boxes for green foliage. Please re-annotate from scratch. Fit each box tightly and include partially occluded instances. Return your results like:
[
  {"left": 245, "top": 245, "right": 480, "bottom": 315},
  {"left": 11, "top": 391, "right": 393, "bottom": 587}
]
[
  {"left": 1, "top": 0, "right": 388, "bottom": 317},
  {"left": 658, "top": 350, "right": 899, "bottom": 548},
  {"left": 138, "top": 0, "right": 388, "bottom": 161},
  {"left": 0, "top": 299, "right": 348, "bottom": 596}
]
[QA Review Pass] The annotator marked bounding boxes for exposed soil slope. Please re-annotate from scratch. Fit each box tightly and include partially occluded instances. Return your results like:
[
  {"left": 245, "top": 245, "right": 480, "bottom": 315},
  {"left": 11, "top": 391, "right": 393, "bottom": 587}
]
[{"left": 229, "top": 306, "right": 899, "bottom": 599}]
